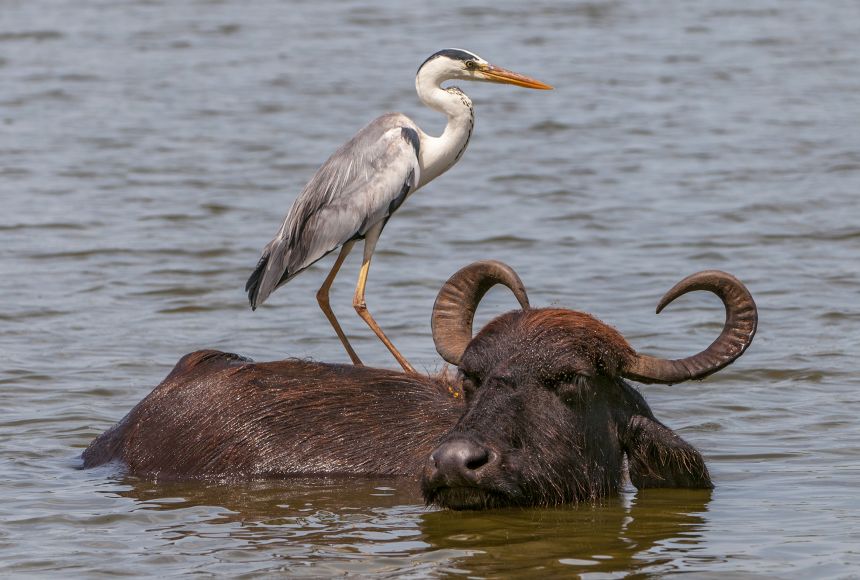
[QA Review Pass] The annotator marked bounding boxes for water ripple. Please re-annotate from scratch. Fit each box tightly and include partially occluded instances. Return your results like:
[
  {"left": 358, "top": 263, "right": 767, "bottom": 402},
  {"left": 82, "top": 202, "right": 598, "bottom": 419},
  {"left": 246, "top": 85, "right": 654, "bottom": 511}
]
[{"left": 1, "top": 0, "right": 859, "bottom": 577}]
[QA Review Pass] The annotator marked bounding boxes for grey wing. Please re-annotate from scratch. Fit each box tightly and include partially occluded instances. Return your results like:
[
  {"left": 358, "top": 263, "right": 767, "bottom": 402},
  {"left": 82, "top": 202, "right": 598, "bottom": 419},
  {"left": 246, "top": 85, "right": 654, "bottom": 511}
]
[{"left": 246, "top": 114, "right": 421, "bottom": 309}]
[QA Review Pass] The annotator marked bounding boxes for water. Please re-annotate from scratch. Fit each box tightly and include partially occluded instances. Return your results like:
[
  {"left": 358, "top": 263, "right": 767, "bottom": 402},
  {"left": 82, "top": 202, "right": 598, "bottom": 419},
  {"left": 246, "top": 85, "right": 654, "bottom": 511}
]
[{"left": 2, "top": 0, "right": 859, "bottom": 576}]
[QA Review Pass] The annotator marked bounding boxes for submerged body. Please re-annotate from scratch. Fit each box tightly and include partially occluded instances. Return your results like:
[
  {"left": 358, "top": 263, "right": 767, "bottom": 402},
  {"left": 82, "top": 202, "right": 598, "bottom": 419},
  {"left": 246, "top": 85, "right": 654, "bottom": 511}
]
[
  {"left": 81, "top": 348, "right": 712, "bottom": 509},
  {"left": 85, "top": 261, "right": 757, "bottom": 509},
  {"left": 82, "top": 350, "right": 462, "bottom": 479},
  {"left": 245, "top": 49, "right": 551, "bottom": 373}
]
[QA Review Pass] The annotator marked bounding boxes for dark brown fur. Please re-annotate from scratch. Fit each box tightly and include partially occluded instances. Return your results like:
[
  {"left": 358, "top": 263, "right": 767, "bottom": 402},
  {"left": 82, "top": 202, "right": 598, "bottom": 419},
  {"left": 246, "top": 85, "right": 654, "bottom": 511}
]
[
  {"left": 83, "top": 350, "right": 464, "bottom": 479},
  {"left": 84, "top": 308, "right": 712, "bottom": 508}
]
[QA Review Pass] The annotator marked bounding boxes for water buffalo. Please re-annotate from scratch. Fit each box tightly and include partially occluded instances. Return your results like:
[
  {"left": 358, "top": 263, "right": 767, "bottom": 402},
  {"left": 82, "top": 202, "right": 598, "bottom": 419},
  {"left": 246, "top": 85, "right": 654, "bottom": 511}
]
[{"left": 83, "top": 261, "right": 757, "bottom": 509}]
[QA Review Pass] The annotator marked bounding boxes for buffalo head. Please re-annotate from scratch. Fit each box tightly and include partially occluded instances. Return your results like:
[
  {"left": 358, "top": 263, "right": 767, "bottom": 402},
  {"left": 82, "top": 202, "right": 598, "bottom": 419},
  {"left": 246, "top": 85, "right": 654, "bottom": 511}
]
[{"left": 422, "top": 261, "right": 757, "bottom": 509}]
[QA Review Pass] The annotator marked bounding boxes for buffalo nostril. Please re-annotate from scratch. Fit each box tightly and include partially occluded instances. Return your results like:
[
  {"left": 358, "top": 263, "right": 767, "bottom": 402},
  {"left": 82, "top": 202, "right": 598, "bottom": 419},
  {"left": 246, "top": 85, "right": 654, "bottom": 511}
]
[
  {"left": 431, "top": 439, "right": 493, "bottom": 484},
  {"left": 465, "top": 448, "right": 489, "bottom": 470}
]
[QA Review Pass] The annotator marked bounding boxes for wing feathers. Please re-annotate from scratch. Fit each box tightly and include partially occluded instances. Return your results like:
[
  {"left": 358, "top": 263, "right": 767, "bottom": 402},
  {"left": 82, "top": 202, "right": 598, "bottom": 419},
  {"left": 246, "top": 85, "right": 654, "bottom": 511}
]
[{"left": 245, "top": 115, "right": 421, "bottom": 308}]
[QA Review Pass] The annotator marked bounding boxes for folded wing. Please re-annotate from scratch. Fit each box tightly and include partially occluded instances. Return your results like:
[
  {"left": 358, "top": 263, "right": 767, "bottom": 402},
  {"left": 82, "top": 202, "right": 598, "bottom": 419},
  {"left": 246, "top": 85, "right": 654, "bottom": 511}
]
[{"left": 246, "top": 114, "right": 422, "bottom": 309}]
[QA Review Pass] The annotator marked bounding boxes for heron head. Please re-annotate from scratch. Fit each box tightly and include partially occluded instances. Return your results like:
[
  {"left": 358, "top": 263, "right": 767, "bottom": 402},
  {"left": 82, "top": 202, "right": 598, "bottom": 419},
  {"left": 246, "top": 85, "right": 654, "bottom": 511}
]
[{"left": 418, "top": 49, "right": 553, "bottom": 90}]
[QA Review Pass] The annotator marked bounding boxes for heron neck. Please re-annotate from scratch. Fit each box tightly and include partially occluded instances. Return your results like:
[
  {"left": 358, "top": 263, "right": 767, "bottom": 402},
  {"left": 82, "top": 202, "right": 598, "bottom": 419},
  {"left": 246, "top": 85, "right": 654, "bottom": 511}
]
[{"left": 415, "top": 76, "right": 474, "bottom": 187}]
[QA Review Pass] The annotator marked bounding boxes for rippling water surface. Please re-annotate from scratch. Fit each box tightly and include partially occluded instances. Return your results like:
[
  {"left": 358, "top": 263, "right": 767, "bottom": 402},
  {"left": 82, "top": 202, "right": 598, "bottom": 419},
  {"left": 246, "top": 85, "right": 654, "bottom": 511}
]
[{"left": 2, "top": 0, "right": 859, "bottom": 576}]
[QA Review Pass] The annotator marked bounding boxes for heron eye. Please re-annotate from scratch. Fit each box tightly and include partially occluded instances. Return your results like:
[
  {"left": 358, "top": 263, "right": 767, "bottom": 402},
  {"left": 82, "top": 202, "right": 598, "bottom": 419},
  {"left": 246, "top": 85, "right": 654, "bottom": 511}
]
[{"left": 465, "top": 60, "right": 478, "bottom": 70}]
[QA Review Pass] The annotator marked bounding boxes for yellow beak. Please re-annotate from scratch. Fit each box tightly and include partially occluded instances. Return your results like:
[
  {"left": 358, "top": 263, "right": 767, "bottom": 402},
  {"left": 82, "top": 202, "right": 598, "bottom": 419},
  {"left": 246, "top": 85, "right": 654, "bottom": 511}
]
[{"left": 479, "top": 64, "right": 553, "bottom": 90}]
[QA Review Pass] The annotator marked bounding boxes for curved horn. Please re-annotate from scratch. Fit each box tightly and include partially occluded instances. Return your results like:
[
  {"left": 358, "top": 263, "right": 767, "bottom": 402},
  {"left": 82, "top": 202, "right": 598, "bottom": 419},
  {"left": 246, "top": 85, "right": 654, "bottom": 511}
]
[
  {"left": 622, "top": 270, "right": 757, "bottom": 385},
  {"left": 432, "top": 260, "right": 530, "bottom": 366}
]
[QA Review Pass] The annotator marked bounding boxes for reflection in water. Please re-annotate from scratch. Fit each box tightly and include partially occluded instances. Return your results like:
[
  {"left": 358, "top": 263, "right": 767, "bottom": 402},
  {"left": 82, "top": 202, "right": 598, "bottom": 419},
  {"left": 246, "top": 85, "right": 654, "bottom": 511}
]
[
  {"left": 5, "top": 0, "right": 859, "bottom": 574},
  {"left": 115, "top": 477, "right": 711, "bottom": 576},
  {"left": 119, "top": 476, "right": 424, "bottom": 520},
  {"left": 421, "top": 488, "right": 712, "bottom": 577},
  {"left": 115, "top": 477, "right": 434, "bottom": 575}
]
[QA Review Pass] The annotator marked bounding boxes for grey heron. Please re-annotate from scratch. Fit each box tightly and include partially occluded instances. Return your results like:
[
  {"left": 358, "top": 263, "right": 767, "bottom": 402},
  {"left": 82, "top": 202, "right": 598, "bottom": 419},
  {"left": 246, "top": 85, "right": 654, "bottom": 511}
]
[{"left": 246, "top": 48, "right": 552, "bottom": 373}]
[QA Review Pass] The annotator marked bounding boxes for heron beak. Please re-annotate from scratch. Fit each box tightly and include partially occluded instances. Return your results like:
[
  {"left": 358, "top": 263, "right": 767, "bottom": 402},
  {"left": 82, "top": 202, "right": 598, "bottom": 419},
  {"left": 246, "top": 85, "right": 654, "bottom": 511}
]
[{"left": 479, "top": 64, "right": 553, "bottom": 90}]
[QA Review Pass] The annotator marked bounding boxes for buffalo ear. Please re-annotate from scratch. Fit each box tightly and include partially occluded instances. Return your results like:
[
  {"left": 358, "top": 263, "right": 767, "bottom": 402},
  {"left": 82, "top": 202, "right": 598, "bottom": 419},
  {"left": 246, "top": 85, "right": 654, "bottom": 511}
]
[{"left": 622, "top": 415, "right": 713, "bottom": 489}]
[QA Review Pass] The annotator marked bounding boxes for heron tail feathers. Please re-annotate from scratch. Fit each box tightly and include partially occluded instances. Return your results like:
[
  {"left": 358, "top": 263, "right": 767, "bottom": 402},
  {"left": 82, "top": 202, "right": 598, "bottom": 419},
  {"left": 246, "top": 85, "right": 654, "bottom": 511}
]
[
  {"left": 245, "top": 253, "right": 274, "bottom": 310},
  {"left": 246, "top": 234, "right": 305, "bottom": 309},
  {"left": 247, "top": 234, "right": 344, "bottom": 310}
]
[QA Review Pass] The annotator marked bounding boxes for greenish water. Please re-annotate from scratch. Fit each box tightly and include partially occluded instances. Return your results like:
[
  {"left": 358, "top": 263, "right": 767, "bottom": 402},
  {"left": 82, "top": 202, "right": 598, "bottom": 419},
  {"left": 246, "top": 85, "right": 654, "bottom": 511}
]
[{"left": 2, "top": 0, "right": 859, "bottom": 576}]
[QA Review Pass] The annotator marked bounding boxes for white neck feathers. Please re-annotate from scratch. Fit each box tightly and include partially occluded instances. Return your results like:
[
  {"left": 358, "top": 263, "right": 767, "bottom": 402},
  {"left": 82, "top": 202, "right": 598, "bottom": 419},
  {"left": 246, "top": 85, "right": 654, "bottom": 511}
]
[{"left": 414, "top": 60, "right": 475, "bottom": 187}]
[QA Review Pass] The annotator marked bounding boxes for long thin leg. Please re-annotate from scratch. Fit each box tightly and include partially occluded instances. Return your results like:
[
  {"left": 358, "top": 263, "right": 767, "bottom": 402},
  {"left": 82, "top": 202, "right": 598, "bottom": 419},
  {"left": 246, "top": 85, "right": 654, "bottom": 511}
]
[
  {"left": 316, "top": 241, "right": 363, "bottom": 365},
  {"left": 353, "top": 229, "right": 416, "bottom": 374}
]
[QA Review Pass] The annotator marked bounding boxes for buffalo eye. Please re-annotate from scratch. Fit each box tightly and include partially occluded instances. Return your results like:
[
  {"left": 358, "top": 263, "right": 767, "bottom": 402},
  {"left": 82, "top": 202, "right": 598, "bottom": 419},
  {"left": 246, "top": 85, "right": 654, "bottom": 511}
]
[
  {"left": 548, "top": 372, "right": 593, "bottom": 406},
  {"left": 546, "top": 371, "right": 579, "bottom": 387}
]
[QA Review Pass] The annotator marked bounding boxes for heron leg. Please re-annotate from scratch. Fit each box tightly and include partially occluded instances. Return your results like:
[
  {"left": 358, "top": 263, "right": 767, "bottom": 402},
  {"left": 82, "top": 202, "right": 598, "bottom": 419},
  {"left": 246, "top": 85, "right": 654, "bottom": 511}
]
[
  {"left": 353, "top": 234, "right": 417, "bottom": 375},
  {"left": 316, "top": 241, "right": 363, "bottom": 366}
]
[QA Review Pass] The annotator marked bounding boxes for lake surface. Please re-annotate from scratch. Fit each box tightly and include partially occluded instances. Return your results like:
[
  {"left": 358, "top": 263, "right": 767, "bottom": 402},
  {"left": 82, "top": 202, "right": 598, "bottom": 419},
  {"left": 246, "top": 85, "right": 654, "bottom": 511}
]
[{"left": 2, "top": 0, "right": 859, "bottom": 576}]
